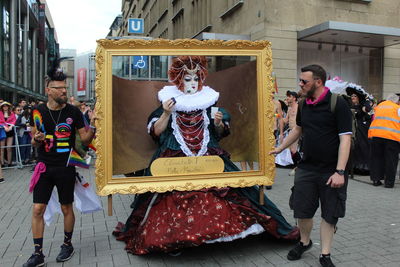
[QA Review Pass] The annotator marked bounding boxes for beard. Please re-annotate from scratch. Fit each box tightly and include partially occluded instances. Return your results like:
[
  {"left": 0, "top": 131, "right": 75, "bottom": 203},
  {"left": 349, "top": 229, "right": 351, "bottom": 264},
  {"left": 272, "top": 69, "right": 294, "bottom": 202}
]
[
  {"left": 306, "top": 84, "right": 317, "bottom": 99},
  {"left": 55, "top": 96, "right": 68, "bottom": 105}
]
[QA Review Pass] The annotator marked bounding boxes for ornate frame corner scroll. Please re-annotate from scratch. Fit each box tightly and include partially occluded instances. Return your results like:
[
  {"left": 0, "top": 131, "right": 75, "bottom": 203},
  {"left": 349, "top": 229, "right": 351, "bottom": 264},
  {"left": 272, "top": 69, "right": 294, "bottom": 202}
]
[{"left": 95, "top": 38, "right": 275, "bottom": 196}]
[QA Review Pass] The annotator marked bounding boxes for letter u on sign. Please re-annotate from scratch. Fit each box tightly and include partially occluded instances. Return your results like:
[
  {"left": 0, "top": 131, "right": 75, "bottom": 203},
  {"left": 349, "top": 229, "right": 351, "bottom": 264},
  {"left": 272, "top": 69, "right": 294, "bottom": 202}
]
[{"left": 128, "top": 18, "right": 144, "bottom": 34}]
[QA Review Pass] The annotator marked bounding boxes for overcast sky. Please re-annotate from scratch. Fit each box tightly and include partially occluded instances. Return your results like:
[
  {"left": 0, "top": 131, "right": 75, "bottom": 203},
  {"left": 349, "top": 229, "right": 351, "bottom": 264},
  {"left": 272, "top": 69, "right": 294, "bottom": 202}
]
[{"left": 45, "top": 0, "right": 121, "bottom": 54}]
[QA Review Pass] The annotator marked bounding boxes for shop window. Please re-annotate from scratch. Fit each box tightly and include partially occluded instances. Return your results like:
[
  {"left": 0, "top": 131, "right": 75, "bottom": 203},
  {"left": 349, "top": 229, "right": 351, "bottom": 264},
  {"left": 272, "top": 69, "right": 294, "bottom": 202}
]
[
  {"left": 151, "top": 56, "right": 168, "bottom": 80},
  {"left": 112, "top": 56, "right": 130, "bottom": 79}
]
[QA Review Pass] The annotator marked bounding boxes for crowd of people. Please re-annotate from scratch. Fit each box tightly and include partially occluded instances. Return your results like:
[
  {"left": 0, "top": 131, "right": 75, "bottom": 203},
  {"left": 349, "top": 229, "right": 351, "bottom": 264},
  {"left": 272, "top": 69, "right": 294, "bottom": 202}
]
[
  {"left": 0, "top": 99, "right": 34, "bottom": 165},
  {"left": 0, "top": 99, "right": 38, "bottom": 183}
]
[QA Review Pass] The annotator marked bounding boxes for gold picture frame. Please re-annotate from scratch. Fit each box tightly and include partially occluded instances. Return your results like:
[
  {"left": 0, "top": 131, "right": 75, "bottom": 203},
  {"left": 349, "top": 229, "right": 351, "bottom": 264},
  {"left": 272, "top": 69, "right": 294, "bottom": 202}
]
[{"left": 95, "top": 38, "right": 276, "bottom": 196}]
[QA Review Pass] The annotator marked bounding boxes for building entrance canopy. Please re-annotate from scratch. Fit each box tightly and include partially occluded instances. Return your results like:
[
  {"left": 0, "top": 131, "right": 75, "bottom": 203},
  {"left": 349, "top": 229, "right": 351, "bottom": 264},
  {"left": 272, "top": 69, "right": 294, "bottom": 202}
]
[{"left": 298, "top": 21, "right": 400, "bottom": 48}]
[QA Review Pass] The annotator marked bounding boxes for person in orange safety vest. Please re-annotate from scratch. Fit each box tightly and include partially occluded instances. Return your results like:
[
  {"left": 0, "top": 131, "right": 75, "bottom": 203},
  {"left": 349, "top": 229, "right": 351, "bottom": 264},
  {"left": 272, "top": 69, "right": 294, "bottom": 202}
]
[{"left": 368, "top": 93, "right": 400, "bottom": 188}]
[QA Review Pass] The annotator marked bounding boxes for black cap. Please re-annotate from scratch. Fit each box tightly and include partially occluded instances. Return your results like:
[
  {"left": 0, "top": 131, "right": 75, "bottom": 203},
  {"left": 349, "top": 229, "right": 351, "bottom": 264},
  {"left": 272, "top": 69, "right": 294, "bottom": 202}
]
[{"left": 286, "top": 90, "right": 298, "bottom": 99}]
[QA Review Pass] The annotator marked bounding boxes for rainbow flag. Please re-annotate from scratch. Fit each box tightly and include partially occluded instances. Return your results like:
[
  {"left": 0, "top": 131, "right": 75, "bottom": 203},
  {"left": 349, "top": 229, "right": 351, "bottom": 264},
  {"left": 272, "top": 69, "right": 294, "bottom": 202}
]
[
  {"left": 66, "top": 149, "right": 90, "bottom": 169},
  {"left": 32, "top": 109, "right": 45, "bottom": 132}
]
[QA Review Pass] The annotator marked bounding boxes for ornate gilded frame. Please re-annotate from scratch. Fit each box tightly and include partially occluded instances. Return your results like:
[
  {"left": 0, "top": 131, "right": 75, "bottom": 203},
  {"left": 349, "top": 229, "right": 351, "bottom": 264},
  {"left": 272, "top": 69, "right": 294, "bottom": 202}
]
[{"left": 95, "top": 39, "right": 275, "bottom": 196}]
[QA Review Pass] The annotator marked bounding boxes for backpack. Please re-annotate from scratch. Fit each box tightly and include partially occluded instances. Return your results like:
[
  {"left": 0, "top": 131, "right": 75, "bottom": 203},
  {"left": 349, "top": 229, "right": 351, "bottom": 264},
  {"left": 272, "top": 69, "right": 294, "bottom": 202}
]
[{"left": 298, "top": 94, "right": 357, "bottom": 147}]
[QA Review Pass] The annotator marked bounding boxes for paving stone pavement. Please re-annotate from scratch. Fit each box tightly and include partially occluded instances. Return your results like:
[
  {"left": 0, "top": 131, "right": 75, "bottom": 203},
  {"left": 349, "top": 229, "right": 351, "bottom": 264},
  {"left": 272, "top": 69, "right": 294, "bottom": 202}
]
[{"left": 1, "top": 165, "right": 399, "bottom": 267}]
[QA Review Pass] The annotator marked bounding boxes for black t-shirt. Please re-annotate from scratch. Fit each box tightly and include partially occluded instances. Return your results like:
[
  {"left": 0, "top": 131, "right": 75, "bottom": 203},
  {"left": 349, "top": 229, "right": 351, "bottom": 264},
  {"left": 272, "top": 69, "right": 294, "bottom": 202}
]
[
  {"left": 30, "top": 103, "right": 85, "bottom": 166},
  {"left": 296, "top": 91, "right": 352, "bottom": 173}
]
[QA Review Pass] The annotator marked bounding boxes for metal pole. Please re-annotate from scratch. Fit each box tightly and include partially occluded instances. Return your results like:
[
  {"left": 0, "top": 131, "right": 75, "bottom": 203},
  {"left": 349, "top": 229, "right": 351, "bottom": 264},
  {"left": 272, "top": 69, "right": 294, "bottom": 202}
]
[{"left": 13, "top": 126, "right": 23, "bottom": 168}]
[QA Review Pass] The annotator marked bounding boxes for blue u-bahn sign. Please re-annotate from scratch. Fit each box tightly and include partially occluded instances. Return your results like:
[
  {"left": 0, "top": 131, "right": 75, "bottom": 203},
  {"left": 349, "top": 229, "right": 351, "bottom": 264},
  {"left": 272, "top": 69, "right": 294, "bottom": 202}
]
[{"left": 128, "top": 18, "right": 144, "bottom": 34}]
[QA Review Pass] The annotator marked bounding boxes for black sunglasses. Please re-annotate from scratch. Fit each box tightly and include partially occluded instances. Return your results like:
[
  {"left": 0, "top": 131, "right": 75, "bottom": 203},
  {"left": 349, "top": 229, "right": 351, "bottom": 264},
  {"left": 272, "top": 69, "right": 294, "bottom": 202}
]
[
  {"left": 299, "top": 78, "right": 310, "bottom": 84},
  {"left": 299, "top": 78, "right": 321, "bottom": 84},
  {"left": 49, "top": 86, "right": 68, "bottom": 90}
]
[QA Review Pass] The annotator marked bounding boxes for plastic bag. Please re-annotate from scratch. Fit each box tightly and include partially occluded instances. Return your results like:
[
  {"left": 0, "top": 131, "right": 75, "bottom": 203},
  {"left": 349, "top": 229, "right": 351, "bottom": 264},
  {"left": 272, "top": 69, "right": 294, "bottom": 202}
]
[
  {"left": 74, "top": 178, "right": 102, "bottom": 214},
  {"left": 44, "top": 189, "right": 62, "bottom": 226},
  {"left": 43, "top": 174, "right": 103, "bottom": 226},
  {"left": 275, "top": 147, "right": 294, "bottom": 166},
  {"left": 274, "top": 131, "right": 294, "bottom": 166}
]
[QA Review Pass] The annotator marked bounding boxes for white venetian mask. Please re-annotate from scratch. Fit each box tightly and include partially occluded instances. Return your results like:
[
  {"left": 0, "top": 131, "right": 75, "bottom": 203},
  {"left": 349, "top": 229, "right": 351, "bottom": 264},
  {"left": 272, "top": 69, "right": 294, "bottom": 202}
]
[{"left": 183, "top": 74, "right": 199, "bottom": 94}]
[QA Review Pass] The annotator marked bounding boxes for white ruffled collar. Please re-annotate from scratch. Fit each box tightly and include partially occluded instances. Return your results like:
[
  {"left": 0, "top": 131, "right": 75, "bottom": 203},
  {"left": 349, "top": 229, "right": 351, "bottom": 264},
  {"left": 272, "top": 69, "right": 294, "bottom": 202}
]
[{"left": 158, "top": 85, "right": 219, "bottom": 112}]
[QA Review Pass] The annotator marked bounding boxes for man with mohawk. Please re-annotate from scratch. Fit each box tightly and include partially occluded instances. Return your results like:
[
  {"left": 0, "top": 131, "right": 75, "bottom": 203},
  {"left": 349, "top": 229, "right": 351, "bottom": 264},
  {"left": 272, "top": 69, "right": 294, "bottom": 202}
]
[{"left": 23, "top": 58, "right": 96, "bottom": 267}]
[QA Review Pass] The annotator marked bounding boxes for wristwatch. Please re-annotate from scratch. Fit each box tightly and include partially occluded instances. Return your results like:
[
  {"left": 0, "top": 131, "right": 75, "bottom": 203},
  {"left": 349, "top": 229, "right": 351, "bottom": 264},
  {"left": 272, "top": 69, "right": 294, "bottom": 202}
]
[{"left": 335, "top": 169, "right": 345, "bottom": 175}]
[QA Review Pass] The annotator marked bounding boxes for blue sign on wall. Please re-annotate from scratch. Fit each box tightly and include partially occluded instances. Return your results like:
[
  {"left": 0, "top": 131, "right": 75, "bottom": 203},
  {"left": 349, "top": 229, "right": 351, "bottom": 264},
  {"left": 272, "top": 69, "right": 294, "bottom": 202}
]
[
  {"left": 128, "top": 18, "right": 144, "bottom": 34},
  {"left": 132, "top": 56, "right": 148, "bottom": 69}
]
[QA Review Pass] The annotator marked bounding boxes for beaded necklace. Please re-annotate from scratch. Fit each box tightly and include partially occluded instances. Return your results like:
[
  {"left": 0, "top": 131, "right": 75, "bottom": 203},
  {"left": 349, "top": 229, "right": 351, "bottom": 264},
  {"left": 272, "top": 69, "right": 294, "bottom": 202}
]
[{"left": 176, "top": 111, "right": 205, "bottom": 151}]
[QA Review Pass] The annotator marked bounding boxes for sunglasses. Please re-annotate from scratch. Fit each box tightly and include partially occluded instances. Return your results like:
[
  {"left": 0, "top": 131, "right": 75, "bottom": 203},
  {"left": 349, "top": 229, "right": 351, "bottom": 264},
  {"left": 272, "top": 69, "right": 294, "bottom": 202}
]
[
  {"left": 299, "top": 78, "right": 321, "bottom": 85},
  {"left": 299, "top": 79, "right": 310, "bottom": 84},
  {"left": 49, "top": 86, "right": 68, "bottom": 90}
]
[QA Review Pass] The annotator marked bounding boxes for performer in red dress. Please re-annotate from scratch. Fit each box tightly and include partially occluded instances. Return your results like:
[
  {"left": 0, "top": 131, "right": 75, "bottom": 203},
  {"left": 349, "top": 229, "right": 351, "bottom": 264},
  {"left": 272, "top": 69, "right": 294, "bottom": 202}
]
[{"left": 113, "top": 56, "right": 299, "bottom": 255}]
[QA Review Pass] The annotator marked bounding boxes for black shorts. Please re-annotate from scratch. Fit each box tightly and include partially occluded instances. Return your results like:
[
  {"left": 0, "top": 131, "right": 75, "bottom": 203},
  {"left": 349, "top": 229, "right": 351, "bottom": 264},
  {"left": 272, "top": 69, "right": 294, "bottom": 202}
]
[
  {"left": 6, "top": 130, "right": 14, "bottom": 138},
  {"left": 291, "top": 168, "right": 348, "bottom": 225},
  {"left": 33, "top": 165, "right": 76, "bottom": 205}
]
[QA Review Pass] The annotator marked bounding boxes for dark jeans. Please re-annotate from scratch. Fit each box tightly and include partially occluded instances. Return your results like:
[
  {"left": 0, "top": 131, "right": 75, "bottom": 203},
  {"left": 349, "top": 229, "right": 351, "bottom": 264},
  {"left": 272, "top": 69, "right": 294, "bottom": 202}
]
[
  {"left": 370, "top": 137, "right": 400, "bottom": 186},
  {"left": 18, "top": 133, "right": 32, "bottom": 161}
]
